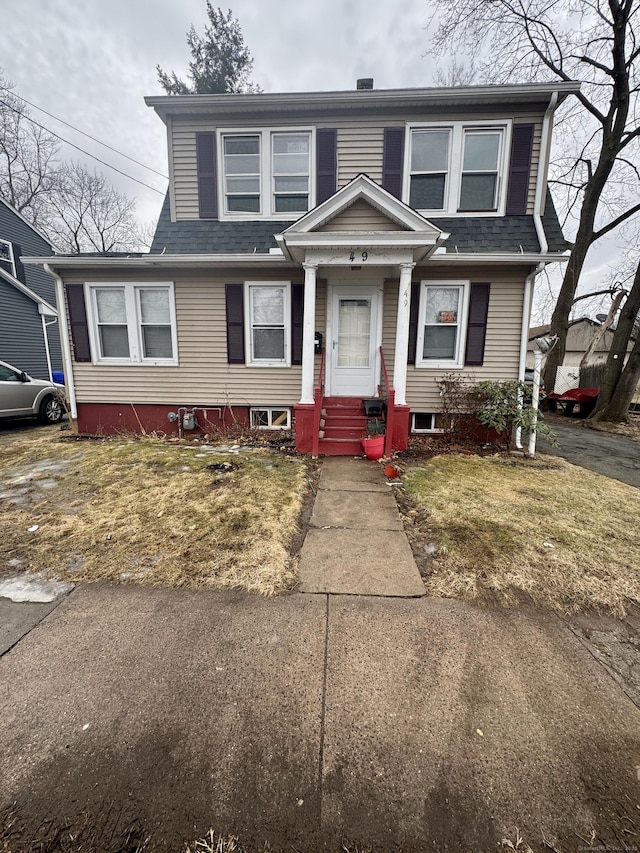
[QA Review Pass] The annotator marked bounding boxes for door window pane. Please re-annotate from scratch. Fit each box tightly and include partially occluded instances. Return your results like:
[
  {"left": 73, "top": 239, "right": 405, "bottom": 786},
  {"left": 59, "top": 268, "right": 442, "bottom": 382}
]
[{"left": 337, "top": 298, "right": 371, "bottom": 367}]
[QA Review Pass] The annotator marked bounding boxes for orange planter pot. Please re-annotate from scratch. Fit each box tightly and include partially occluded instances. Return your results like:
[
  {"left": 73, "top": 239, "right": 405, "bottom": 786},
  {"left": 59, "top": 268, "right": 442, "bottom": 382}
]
[{"left": 361, "top": 435, "right": 385, "bottom": 460}]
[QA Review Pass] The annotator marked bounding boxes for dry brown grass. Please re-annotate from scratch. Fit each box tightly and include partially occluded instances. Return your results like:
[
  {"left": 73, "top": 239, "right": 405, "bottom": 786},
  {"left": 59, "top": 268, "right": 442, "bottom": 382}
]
[
  {"left": 0, "top": 427, "right": 308, "bottom": 594},
  {"left": 404, "top": 452, "right": 640, "bottom": 615}
]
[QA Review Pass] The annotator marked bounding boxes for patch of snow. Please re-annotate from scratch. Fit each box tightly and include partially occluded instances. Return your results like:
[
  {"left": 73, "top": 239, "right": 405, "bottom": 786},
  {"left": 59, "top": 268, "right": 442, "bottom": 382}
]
[{"left": 0, "top": 572, "right": 74, "bottom": 603}]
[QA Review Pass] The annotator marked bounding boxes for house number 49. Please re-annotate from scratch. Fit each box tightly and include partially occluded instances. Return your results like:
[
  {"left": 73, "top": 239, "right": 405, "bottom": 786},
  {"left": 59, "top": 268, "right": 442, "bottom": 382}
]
[{"left": 349, "top": 250, "right": 368, "bottom": 262}]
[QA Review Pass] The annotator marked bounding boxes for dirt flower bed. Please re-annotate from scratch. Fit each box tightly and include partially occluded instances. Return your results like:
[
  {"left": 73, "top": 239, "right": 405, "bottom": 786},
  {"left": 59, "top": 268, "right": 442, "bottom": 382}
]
[
  {"left": 400, "top": 451, "right": 640, "bottom": 615},
  {"left": 0, "top": 427, "right": 309, "bottom": 594}
]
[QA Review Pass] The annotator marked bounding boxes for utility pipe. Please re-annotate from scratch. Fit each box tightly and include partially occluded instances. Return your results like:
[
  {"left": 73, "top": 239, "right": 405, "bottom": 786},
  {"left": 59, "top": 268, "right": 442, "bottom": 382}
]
[{"left": 515, "top": 263, "right": 543, "bottom": 449}]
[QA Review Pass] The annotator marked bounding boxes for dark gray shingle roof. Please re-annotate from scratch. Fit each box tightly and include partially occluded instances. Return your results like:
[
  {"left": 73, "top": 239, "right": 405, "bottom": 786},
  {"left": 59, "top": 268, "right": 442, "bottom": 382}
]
[{"left": 149, "top": 190, "right": 568, "bottom": 256}]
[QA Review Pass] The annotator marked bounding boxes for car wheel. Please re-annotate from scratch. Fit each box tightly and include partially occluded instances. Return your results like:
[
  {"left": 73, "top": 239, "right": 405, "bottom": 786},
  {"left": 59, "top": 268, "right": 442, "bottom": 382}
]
[{"left": 38, "top": 395, "right": 63, "bottom": 424}]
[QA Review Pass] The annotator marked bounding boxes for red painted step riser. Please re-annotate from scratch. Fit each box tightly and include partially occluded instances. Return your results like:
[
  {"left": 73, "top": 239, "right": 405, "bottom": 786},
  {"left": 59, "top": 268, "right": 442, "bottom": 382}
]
[
  {"left": 321, "top": 416, "right": 368, "bottom": 428},
  {"left": 322, "top": 427, "right": 366, "bottom": 439},
  {"left": 317, "top": 439, "right": 364, "bottom": 456}
]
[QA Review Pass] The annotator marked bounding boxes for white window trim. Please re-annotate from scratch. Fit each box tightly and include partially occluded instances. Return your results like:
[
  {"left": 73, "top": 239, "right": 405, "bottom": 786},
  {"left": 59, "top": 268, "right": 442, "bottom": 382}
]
[
  {"left": 415, "top": 280, "right": 470, "bottom": 370},
  {"left": 217, "top": 127, "right": 315, "bottom": 221},
  {"left": 411, "top": 412, "right": 446, "bottom": 434},
  {"left": 85, "top": 282, "right": 179, "bottom": 366},
  {"left": 250, "top": 407, "right": 292, "bottom": 429},
  {"left": 0, "top": 239, "right": 16, "bottom": 278},
  {"left": 244, "top": 281, "right": 291, "bottom": 368},
  {"left": 404, "top": 120, "right": 512, "bottom": 217}
]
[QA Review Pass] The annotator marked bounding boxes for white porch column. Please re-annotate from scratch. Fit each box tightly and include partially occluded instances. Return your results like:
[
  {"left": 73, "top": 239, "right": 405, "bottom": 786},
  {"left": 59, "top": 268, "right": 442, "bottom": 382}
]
[
  {"left": 300, "top": 262, "right": 318, "bottom": 404},
  {"left": 392, "top": 262, "right": 415, "bottom": 406}
]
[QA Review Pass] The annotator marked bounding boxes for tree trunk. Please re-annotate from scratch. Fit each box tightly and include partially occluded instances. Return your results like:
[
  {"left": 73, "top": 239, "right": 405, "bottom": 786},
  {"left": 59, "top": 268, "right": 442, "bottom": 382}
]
[
  {"left": 590, "top": 258, "right": 640, "bottom": 422},
  {"left": 591, "top": 338, "right": 640, "bottom": 422}
]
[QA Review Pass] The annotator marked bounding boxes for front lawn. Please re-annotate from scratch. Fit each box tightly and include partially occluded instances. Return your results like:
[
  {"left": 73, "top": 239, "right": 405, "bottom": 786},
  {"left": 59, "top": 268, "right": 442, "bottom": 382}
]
[
  {"left": 403, "top": 453, "right": 640, "bottom": 614},
  {"left": 0, "top": 427, "right": 308, "bottom": 594}
]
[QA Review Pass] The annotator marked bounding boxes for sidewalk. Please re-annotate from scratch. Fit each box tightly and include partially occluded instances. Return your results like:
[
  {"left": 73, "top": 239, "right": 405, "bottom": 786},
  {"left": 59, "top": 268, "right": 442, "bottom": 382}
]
[
  {"left": 1, "top": 583, "right": 639, "bottom": 852},
  {"left": 298, "top": 457, "right": 425, "bottom": 597}
]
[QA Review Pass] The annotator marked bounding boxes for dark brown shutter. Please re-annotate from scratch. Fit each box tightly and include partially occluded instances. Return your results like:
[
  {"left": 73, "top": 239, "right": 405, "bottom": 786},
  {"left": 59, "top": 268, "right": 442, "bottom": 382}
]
[
  {"left": 225, "top": 283, "right": 245, "bottom": 364},
  {"left": 407, "top": 281, "right": 421, "bottom": 364},
  {"left": 316, "top": 128, "right": 337, "bottom": 204},
  {"left": 65, "top": 284, "right": 91, "bottom": 363},
  {"left": 196, "top": 132, "right": 218, "bottom": 219},
  {"left": 506, "top": 124, "right": 534, "bottom": 215},
  {"left": 291, "top": 283, "right": 304, "bottom": 365},
  {"left": 382, "top": 127, "right": 405, "bottom": 198},
  {"left": 464, "top": 283, "right": 491, "bottom": 366},
  {"left": 11, "top": 243, "right": 26, "bottom": 283}
]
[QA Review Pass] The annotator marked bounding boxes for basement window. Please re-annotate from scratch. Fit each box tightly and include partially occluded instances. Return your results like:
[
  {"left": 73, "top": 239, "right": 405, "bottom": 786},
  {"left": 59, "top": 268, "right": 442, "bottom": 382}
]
[
  {"left": 411, "top": 412, "right": 445, "bottom": 434},
  {"left": 250, "top": 407, "right": 291, "bottom": 429}
]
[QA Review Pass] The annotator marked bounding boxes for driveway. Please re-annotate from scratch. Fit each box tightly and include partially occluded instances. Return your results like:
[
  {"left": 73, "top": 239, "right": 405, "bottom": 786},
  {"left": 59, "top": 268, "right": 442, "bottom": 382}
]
[
  {"left": 1, "top": 584, "right": 638, "bottom": 852},
  {"left": 538, "top": 417, "right": 640, "bottom": 488}
]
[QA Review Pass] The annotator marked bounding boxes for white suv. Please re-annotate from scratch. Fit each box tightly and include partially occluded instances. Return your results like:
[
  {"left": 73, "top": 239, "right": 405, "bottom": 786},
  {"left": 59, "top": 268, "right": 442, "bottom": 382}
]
[{"left": 0, "top": 360, "right": 65, "bottom": 424}]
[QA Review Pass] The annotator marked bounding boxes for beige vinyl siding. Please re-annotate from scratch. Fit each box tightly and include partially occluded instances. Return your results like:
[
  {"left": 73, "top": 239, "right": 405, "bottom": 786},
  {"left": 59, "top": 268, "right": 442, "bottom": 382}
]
[
  {"left": 169, "top": 110, "right": 544, "bottom": 220},
  {"left": 63, "top": 268, "right": 321, "bottom": 407},
  {"left": 403, "top": 266, "right": 527, "bottom": 411},
  {"left": 336, "top": 125, "right": 384, "bottom": 187},
  {"left": 318, "top": 200, "right": 400, "bottom": 232}
]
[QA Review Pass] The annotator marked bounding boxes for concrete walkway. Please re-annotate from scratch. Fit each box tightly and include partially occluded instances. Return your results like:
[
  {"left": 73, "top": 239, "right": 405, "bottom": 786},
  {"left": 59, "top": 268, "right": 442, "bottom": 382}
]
[
  {"left": 298, "top": 458, "right": 425, "bottom": 597},
  {"left": 1, "top": 584, "right": 639, "bottom": 852}
]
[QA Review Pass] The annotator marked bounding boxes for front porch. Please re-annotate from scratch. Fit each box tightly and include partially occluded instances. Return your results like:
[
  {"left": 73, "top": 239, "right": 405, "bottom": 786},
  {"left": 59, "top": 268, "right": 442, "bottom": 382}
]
[{"left": 276, "top": 174, "right": 448, "bottom": 457}]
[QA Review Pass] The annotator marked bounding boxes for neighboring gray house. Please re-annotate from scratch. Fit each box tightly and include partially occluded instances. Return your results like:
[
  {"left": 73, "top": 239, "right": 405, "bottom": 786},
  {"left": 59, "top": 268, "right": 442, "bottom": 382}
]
[{"left": 0, "top": 198, "right": 62, "bottom": 380}]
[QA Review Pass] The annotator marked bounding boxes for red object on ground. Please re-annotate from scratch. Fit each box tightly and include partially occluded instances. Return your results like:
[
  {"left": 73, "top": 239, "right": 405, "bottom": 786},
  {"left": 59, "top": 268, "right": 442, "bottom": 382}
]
[
  {"left": 384, "top": 463, "right": 401, "bottom": 479},
  {"left": 547, "top": 387, "right": 599, "bottom": 403}
]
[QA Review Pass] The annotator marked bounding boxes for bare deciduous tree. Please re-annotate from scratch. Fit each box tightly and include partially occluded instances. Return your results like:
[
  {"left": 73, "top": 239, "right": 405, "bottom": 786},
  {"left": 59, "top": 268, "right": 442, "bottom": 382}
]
[
  {"left": 0, "top": 70, "right": 148, "bottom": 254},
  {"left": 428, "top": 0, "right": 640, "bottom": 417},
  {"left": 43, "top": 163, "right": 145, "bottom": 254},
  {"left": 0, "top": 72, "right": 60, "bottom": 228}
]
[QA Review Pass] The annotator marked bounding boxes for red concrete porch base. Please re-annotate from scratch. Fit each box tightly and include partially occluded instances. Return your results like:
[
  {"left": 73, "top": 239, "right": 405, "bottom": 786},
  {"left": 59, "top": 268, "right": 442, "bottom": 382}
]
[
  {"left": 390, "top": 405, "right": 410, "bottom": 451},
  {"left": 293, "top": 403, "right": 315, "bottom": 453},
  {"left": 76, "top": 403, "right": 249, "bottom": 437}
]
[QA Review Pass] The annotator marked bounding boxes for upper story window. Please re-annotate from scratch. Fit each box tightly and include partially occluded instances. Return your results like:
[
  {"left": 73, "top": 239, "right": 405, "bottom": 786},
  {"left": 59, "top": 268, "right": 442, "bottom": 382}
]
[
  {"left": 86, "top": 283, "right": 178, "bottom": 365},
  {"left": 0, "top": 239, "right": 16, "bottom": 277},
  {"left": 223, "top": 135, "right": 261, "bottom": 213},
  {"left": 219, "top": 128, "right": 313, "bottom": 220},
  {"left": 406, "top": 122, "right": 509, "bottom": 215}
]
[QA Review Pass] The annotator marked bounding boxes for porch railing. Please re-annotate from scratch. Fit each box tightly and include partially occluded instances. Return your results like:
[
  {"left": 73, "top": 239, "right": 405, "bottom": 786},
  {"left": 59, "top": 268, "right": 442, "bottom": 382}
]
[
  {"left": 378, "top": 346, "right": 395, "bottom": 457},
  {"left": 312, "top": 347, "right": 326, "bottom": 458}
]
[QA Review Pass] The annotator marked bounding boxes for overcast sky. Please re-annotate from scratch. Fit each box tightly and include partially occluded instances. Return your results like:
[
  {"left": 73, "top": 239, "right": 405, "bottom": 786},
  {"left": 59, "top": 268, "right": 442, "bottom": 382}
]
[
  {"left": 0, "top": 0, "right": 625, "bottom": 318},
  {"left": 0, "top": 0, "right": 437, "bottom": 227}
]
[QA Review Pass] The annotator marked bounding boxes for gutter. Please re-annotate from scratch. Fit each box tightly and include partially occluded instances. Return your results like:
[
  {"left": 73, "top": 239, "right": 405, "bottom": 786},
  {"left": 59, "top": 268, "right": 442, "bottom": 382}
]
[
  {"left": 44, "top": 264, "right": 78, "bottom": 421},
  {"left": 533, "top": 91, "right": 559, "bottom": 254}
]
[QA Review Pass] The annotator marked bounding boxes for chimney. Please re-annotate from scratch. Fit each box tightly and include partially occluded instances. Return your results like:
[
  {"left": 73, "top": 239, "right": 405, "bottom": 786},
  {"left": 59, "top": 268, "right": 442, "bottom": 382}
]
[{"left": 356, "top": 78, "right": 374, "bottom": 90}]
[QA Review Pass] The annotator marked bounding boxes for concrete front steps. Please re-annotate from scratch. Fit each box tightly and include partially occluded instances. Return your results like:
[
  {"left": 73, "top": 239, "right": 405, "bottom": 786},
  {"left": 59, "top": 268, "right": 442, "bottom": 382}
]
[{"left": 317, "top": 396, "right": 383, "bottom": 456}]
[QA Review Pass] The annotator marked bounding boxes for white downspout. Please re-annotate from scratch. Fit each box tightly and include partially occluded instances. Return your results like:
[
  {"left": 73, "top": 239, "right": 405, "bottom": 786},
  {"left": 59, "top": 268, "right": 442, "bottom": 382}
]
[
  {"left": 40, "top": 311, "right": 54, "bottom": 382},
  {"left": 515, "top": 91, "right": 558, "bottom": 449},
  {"left": 515, "top": 263, "right": 543, "bottom": 449},
  {"left": 533, "top": 90, "right": 558, "bottom": 255},
  {"left": 44, "top": 264, "right": 78, "bottom": 420}
]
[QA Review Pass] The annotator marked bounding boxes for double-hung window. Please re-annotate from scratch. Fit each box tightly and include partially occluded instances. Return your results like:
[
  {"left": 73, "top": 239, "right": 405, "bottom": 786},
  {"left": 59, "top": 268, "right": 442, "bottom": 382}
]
[
  {"left": 0, "top": 239, "right": 16, "bottom": 277},
  {"left": 409, "top": 129, "right": 450, "bottom": 211},
  {"left": 245, "top": 282, "right": 290, "bottom": 366},
  {"left": 416, "top": 281, "right": 469, "bottom": 368},
  {"left": 88, "top": 283, "right": 178, "bottom": 364},
  {"left": 459, "top": 129, "right": 502, "bottom": 211},
  {"left": 406, "top": 122, "right": 508, "bottom": 215},
  {"left": 223, "top": 134, "right": 261, "bottom": 213},
  {"left": 219, "top": 128, "right": 313, "bottom": 218}
]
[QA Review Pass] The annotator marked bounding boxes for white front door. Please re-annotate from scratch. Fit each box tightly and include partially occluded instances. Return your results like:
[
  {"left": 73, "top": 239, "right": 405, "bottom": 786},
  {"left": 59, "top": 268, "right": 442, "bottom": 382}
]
[{"left": 328, "top": 284, "right": 381, "bottom": 397}]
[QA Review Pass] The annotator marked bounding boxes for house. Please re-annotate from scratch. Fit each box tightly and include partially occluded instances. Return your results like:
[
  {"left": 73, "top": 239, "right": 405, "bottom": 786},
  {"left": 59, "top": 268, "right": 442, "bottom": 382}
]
[
  {"left": 0, "top": 198, "right": 62, "bottom": 380},
  {"left": 26, "top": 79, "right": 579, "bottom": 453}
]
